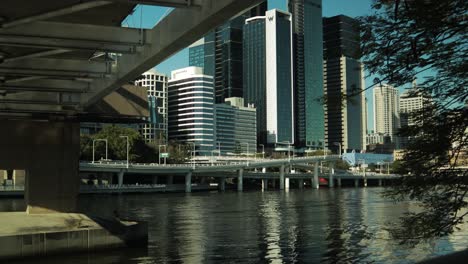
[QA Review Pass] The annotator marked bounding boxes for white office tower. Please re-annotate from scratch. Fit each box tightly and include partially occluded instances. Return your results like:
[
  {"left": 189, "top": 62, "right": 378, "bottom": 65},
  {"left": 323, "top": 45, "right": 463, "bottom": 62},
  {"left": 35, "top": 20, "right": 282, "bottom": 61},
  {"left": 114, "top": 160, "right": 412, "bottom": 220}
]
[
  {"left": 399, "top": 80, "right": 431, "bottom": 147},
  {"left": 373, "top": 84, "right": 400, "bottom": 144},
  {"left": 168, "top": 67, "right": 214, "bottom": 156},
  {"left": 134, "top": 69, "right": 168, "bottom": 143},
  {"left": 244, "top": 9, "right": 294, "bottom": 146}
]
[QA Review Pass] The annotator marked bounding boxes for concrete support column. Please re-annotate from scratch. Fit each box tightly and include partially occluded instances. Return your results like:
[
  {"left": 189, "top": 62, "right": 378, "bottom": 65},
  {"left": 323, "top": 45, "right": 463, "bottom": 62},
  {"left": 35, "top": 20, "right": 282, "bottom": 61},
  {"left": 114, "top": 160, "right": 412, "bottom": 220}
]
[
  {"left": 262, "top": 179, "right": 268, "bottom": 191},
  {"left": 167, "top": 175, "right": 174, "bottom": 184},
  {"left": 152, "top": 175, "right": 159, "bottom": 185},
  {"left": 117, "top": 170, "right": 124, "bottom": 187},
  {"left": 272, "top": 179, "right": 276, "bottom": 189},
  {"left": 313, "top": 162, "right": 319, "bottom": 189},
  {"left": 363, "top": 177, "right": 368, "bottom": 187},
  {"left": 337, "top": 178, "right": 342, "bottom": 187},
  {"left": 262, "top": 167, "right": 266, "bottom": 173},
  {"left": 0, "top": 120, "right": 80, "bottom": 214},
  {"left": 329, "top": 162, "right": 335, "bottom": 188},
  {"left": 378, "top": 179, "right": 383, "bottom": 186},
  {"left": 354, "top": 179, "right": 359, "bottom": 187},
  {"left": 298, "top": 179, "right": 304, "bottom": 189},
  {"left": 219, "top": 177, "right": 226, "bottom": 191},
  {"left": 285, "top": 177, "right": 290, "bottom": 190},
  {"left": 185, "top": 172, "right": 192, "bottom": 193},
  {"left": 237, "top": 168, "right": 244, "bottom": 192},
  {"left": 279, "top": 165, "right": 285, "bottom": 190}
]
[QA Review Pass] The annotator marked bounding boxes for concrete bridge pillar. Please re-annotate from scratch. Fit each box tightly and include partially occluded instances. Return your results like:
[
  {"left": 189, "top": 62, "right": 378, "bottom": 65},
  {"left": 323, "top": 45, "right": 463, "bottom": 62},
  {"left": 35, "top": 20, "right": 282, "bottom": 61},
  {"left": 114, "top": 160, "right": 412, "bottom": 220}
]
[
  {"left": 329, "top": 162, "right": 335, "bottom": 188},
  {"left": 298, "top": 179, "right": 304, "bottom": 189},
  {"left": 363, "top": 177, "right": 368, "bottom": 187},
  {"left": 337, "top": 178, "right": 342, "bottom": 187},
  {"left": 262, "top": 167, "right": 266, "bottom": 173},
  {"left": 237, "top": 168, "right": 244, "bottom": 192},
  {"left": 152, "top": 175, "right": 159, "bottom": 185},
  {"left": 313, "top": 162, "right": 319, "bottom": 189},
  {"left": 279, "top": 165, "right": 285, "bottom": 190},
  {"left": 285, "top": 177, "right": 290, "bottom": 190},
  {"left": 354, "top": 179, "right": 359, "bottom": 187},
  {"left": 219, "top": 177, "right": 226, "bottom": 191},
  {"left": 0, "top": 120, "right": 80, "bottom": 214},
  {"left": 167, "top": 175, "right": 174, "bottom": 184},
  {"left": 378, "top": 179, "right": 383, "bottom": 186},
  {"left": 272, "top": 179, "right": 276, "bottom": 189},
  {"left": 185, "top": 172, "right": 192, "bottom": 193},
  {"left": 118, "top": 170, "right": 125, "bottom": 187},
  {"left": 262, "top": 179, "right": 268, "bottom": 191}
]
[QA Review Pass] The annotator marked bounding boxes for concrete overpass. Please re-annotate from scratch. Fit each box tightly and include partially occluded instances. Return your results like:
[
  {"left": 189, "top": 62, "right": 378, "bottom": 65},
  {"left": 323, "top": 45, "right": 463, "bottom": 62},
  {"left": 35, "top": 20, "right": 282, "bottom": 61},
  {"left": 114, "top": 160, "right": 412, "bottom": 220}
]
[
  {"left": 79, "top": 155, "right": 398, "bottom": 193},
  {"left": 0, "top": 0, "right": 264, "bottom": 214}
]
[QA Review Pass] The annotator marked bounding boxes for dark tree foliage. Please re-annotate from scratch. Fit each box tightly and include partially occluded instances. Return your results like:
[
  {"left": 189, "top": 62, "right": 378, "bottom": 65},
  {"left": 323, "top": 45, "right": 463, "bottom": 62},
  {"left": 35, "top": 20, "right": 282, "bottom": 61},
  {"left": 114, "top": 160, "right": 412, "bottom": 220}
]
[
  {"left": 359, "top": 0, "right": 467, "bottom": 244},
  {"left": 80, "top": 125, "right": 157, "bottom": 163}
]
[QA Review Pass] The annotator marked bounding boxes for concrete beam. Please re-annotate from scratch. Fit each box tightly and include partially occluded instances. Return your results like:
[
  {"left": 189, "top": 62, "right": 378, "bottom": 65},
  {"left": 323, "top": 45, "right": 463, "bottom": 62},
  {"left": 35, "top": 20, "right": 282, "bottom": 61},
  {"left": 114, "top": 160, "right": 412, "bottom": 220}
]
[
  {"left": 1, "top": 79, "right": 90, "bottom": 93},
  {"left": 0, "top": 21, "right": 147, "bottom": 53},
  {"left": 111, "top": 0, "right": 199, "bottom": 8},
  {"left": 1, "top": 1, "right": 114, "bottom": 28},
  {"left": 82, "top": 0, "right": 264, "bottom": 107}
]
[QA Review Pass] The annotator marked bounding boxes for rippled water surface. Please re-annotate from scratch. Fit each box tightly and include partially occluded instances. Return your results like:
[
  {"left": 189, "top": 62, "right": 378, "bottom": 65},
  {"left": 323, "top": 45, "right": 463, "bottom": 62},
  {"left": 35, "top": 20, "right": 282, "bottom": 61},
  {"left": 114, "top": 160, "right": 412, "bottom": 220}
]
[{"left": 2, "top": 188, "right": 467, "bottom": 263}]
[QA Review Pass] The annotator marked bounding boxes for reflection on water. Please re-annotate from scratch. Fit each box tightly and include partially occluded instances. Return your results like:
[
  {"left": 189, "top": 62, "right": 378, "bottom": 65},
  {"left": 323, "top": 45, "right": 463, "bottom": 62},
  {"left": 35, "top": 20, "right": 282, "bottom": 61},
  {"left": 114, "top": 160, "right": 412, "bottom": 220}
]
[{"left": 1, "top": 188, "right": 467, "bottom": 263}]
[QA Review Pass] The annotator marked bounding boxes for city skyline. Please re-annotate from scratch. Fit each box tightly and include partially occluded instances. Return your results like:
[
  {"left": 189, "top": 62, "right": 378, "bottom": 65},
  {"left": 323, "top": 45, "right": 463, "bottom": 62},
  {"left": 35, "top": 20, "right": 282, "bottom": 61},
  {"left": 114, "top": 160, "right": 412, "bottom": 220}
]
[{"left": 122, "top": 0, "right": 386, "bottom": 131}]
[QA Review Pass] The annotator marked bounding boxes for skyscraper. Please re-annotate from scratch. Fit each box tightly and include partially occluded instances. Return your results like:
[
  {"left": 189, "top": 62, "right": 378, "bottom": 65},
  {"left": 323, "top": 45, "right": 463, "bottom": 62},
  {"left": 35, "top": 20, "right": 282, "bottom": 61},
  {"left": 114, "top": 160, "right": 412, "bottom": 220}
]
[
  {"left": 289, "top": 0, "right": 324, "bottom": 149},
  {"left": 134, "top": 69, "right": 168, "bottom": 143},
  {"left": 189, "top": 1, "right": 267, "bottom": 103},
  {"left": 243, "top": 9, "right": 294, "bottom": 145},
  {"left": 399, "top": 80, "right": 431, "bottom": 148},
  {"left": 168, "top": 67, "right": 214, "bottom": 156},
  {"left": 373, "top": 84, "right": 400, "bottom": 144},
  {"left": 323, "top": 15, "right": 366, "bottom": 153}
]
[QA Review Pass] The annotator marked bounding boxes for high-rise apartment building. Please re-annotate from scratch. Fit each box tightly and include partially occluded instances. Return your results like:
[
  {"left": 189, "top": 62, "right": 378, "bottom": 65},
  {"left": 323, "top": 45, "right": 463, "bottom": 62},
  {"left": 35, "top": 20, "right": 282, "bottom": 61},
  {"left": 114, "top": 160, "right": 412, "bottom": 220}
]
[
  {"left": 323, "top": 15, "right": 366, "bottom": 153},
  {"left": 214, "top": 97, "right": 257, "bottom": 155},
  {"left": 189, "top": 1, "right": 267, "bottom": 103},
  {"left": 167, "top": 67, "right": 214, "bottom": 156},
  {"left": 373, "top": 84, "right": 400, "bottom": 144},
  {"left": 399, "top": 81, "right": 431, "bottom": 148},
  {"left": 289, "top": 0, "right": 324, "bottom": 149},
  {"left": 134, "top": 69, "right": 168, "bottom": 143},
  {"left": 243, "top": 9, "right": 294, "bottom": 145}
]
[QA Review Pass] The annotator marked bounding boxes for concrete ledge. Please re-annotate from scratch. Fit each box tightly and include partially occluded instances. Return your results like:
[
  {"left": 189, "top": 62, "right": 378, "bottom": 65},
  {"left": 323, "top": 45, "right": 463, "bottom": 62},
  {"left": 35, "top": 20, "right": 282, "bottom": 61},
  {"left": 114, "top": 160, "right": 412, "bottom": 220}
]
[{"left": 0, "top": 212, "right": 147, "bottom": 260}]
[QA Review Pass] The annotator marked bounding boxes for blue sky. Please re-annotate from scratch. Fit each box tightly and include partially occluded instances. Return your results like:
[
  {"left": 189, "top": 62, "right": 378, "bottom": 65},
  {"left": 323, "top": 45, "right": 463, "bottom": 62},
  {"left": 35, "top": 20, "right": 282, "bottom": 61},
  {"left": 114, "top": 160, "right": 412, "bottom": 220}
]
[{"left": 123, "top": 0, "right": 378, "bottom": 129}]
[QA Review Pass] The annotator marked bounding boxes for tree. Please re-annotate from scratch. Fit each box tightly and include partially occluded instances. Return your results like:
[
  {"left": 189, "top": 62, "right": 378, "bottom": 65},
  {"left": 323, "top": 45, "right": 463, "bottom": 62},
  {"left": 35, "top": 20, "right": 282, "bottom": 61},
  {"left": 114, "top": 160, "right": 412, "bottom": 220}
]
[
  {"left": 359, "top": 0, "right": 467, "bottom": 244},
  {"left": 80, "top": 125, "right": 157, "bottom": 163}
]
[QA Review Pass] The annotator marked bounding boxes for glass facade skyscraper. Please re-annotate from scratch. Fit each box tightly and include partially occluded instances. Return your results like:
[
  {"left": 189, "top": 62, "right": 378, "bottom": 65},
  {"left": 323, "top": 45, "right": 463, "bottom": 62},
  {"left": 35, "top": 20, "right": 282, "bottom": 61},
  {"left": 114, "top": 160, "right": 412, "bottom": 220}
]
[
  {"left": 189, "top": 1, "right": 267, "bottom": 103},
  {"left": 323, "top": 15, "right": 366, "bottom": 153},
  {"left": 289, "top": 0, "right": 324, "bottom": 149},
  {"left": 168, "top": 67, "right": 214, "bottom": 156},
  {"left": 244, "top": 9, "right": 294, "bottom": 146}
]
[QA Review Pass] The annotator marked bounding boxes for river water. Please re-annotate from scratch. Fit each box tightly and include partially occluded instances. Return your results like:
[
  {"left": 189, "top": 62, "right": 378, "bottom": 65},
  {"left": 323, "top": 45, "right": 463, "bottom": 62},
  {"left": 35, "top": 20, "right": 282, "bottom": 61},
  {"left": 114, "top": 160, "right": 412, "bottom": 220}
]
[{"left": 2, "top": 188, "right": 467, "bottom": 263}]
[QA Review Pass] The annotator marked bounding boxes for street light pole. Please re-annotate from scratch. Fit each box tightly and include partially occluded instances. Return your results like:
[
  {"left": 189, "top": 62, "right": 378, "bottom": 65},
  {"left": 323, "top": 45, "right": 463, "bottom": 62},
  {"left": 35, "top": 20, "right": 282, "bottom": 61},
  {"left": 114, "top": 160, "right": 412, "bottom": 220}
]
[
  {"left": 92, "top": 138, "right": 108, "bottom": 163},
  {"left": 119, "top": 136, "right": 129, "bottom": 168},
  {"left": 259, "top": 144, "right": 264, "bottom": 159}
]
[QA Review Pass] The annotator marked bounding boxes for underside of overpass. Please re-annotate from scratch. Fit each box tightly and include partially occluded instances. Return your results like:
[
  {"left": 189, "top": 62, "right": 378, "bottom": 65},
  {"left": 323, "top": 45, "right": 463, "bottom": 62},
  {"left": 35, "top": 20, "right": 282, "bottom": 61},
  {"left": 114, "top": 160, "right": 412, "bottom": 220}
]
[{"left": 0, "top": 0, "right": 263, "bottom": 213}]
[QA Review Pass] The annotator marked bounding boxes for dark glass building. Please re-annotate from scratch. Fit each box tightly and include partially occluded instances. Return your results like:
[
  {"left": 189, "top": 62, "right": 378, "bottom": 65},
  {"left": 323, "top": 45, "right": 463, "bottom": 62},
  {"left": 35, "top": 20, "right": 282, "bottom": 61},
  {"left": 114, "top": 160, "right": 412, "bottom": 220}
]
[
  {"left": 289, "top": 0, "right": 325, "bottom": 149},
  {"left": 189, "top": 1, "right": 267, "bottom": 103},
  {"left": 323, "top": 15, "right": 366, "bottom": 153}
]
